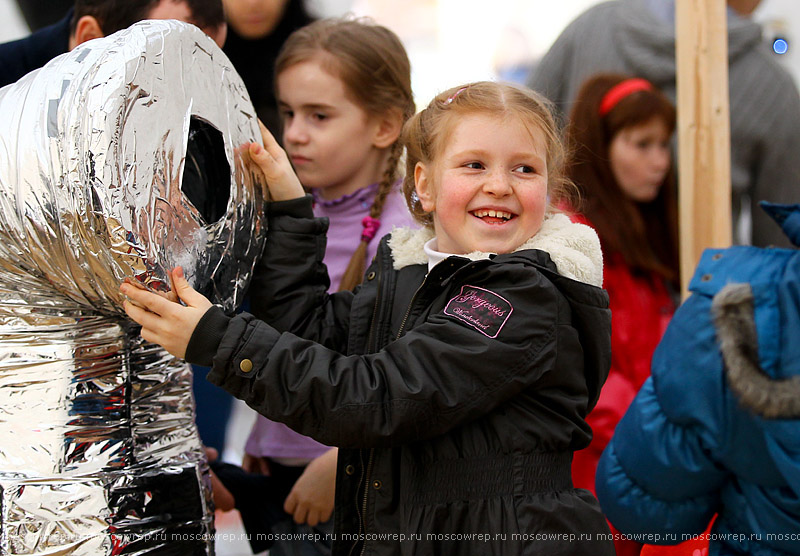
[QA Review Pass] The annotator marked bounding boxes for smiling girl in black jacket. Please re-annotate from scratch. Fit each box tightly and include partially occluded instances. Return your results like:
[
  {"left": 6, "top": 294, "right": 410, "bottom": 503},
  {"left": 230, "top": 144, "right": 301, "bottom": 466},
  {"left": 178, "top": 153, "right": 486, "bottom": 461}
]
[{"left": 121, "top": 81, "right": 615, "bottom": 555}]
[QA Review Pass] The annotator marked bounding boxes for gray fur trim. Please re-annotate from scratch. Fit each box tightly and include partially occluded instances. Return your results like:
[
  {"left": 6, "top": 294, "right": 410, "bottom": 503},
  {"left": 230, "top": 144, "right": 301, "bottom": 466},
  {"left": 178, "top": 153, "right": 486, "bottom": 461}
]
[{"left": 712, "top": 283, "right": 800, "bottom": 418}]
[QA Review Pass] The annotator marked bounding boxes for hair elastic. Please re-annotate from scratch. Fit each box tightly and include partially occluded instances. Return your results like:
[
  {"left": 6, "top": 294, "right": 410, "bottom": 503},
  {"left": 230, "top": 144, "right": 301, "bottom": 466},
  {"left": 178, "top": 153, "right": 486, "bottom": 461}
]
[
  {"left": 361, "top": 216, "right": 382, "bottom": 243},
  {"left": 598, "top": 78, "right": 653, "bottom": 116}
]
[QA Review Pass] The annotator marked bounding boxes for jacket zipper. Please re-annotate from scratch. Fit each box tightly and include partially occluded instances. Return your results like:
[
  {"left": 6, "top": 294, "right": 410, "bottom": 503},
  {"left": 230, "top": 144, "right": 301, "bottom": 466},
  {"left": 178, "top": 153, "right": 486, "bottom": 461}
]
[
  {"left": 358, "top": 448, "right": 375, "bottom": 556},
  {"left": 356, "top": 264, "right": 383, "bottom": 555},
  {"left": 355, "top": 260, "right": 471, "bottom": 553},
  {"left": 396, "top": 277, "right": 428, "bottom": 339},
  {"left": 396, "top": 260, "right": 479, "bottom": 339},
  {"left": 365, "top": 271, "right": 382, "bottom": 352}
]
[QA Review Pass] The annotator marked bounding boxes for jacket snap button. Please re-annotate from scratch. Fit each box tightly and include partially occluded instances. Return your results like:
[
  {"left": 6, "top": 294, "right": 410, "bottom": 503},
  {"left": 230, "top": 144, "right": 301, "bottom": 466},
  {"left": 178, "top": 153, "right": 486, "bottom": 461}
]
[
  {"left": 701, "top": 274, "right": 712, "bottom": 282},
  {"left": 345, "top": 465, "right": 355, "bottom": 475},
  {"left": 712, "top": 253, "right": 723, "bottom": 261},
  {"left": 239, "top": 359, "right": 253, "bottom": 373},
  {"left": 367, "top": 271, "right": 376, "bottom": 281},
  {"left": 372, "top": 480, "right": 382, "bottom": 490}
]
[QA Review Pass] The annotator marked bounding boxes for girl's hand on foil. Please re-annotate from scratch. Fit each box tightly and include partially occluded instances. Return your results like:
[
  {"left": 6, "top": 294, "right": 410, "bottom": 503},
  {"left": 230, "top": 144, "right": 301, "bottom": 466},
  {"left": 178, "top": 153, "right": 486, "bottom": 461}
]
[
  {"left": 121, "top": 277, "right": 179, "bottom": 304},
  {"left": 120, "top": 267, "right": 212, "bottom": 359},
  {"left": 235, "top": 143, "right": 268, "bottom": 201},
  {"left": 248, "top": 120, "right": 305, "bottom": 202}
]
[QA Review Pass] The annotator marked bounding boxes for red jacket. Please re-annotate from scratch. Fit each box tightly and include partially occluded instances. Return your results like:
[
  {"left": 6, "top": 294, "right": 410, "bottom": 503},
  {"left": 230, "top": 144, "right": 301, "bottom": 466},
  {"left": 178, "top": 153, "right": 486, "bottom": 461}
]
[{"left": 569, "top": 214, "right": 675, "bottom": 495}]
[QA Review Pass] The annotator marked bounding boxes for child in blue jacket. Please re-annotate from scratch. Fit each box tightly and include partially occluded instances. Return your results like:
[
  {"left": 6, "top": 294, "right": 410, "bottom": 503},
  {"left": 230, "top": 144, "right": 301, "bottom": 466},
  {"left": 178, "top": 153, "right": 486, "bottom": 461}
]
[{"left": 596, "top": 202, "right": 800, "bottom": 555}]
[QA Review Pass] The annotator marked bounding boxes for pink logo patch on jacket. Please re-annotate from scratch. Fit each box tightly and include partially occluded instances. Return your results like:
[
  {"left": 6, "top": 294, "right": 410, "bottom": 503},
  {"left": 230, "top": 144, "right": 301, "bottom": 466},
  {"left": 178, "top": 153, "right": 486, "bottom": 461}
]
[{"left": 444, "top": 285, "right": 513, "bottom": 338}]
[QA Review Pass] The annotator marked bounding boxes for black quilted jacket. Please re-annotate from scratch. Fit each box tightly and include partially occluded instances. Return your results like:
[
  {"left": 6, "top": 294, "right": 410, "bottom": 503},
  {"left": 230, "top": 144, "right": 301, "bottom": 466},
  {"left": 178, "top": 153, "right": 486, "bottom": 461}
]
[{"left": 187, "top": 196, "right": 614, "bottom": 555}]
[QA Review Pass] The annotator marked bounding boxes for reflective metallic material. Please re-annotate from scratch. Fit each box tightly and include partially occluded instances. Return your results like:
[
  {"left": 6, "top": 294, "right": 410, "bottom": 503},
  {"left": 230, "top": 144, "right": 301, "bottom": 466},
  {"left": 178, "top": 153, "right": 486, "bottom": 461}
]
[{"left": 0, "top": 20, "right": 265, "bottom": 553}]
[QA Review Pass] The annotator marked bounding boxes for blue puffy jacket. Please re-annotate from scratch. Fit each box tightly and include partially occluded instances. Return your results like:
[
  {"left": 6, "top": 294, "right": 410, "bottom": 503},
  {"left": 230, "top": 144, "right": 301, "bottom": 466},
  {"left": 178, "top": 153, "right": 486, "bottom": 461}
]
[{"left": 596, "top": 203, "right": 800, "bottom": 555}]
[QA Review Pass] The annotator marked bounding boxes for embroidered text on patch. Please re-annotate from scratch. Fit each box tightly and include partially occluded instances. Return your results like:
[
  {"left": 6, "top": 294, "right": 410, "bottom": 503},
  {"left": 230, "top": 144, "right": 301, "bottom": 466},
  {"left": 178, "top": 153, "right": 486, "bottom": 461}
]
[{"left": 444, "top": 285, "right": 513, "bottom": 338}]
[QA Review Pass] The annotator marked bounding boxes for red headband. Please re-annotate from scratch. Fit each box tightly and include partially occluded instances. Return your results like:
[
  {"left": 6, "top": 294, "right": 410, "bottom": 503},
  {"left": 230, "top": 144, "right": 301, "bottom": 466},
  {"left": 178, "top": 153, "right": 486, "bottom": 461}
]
[{"left": 598, "top": 78, "right": 653, "bottom": 116}]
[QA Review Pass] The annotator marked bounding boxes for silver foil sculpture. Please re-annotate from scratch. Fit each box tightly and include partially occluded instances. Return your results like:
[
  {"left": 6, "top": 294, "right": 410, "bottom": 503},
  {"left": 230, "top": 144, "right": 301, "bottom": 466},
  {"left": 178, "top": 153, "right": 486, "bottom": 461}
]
[{"left": 0, "top": 20, "right": 265, "bottom": 554}]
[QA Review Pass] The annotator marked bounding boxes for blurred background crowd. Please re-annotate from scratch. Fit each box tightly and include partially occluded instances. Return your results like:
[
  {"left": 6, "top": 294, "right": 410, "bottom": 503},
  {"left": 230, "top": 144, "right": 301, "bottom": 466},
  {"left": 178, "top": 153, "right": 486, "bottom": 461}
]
[{"left": 2, "top": 0, "right": 799, "bottom": 104}]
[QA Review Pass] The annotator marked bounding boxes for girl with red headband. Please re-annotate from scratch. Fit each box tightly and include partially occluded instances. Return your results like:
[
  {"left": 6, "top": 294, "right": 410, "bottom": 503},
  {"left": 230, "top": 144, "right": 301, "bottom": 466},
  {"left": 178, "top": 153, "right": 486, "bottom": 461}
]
[{"left": 564, "top": 73, "right": 680, "bottom": 555}]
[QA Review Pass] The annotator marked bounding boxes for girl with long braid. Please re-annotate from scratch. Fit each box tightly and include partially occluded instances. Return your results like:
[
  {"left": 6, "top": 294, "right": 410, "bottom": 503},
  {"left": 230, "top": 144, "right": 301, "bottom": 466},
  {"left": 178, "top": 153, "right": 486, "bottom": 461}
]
[
  {"left": 210, "top": 18, "right": 416, "bottom": 555},
  {"left": 274, "top": 17, "right": 415, "bottom": 293}
]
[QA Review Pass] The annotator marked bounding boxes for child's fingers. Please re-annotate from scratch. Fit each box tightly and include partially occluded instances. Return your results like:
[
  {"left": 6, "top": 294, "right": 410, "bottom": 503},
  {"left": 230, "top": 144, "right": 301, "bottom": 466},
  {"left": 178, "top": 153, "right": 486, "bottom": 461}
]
[
  {"left": 248, "top": 141, "right": 279, "bottom": 176},
  {"left": 286, "top": 494, "right": 309, "bottom": 525},
  {"left": 284, "top": 490, "right": 298, "bottom": 516},
  {"left": 121, "top": 295, "right": 195, "bottom": 359},
  {"left": 246, "top": 122, "right": 304, "bottom": 201},
  {"left": 236, "top": 143, "right": 269, "bottom": 199},
  {"left": 306, "top": 509, "right": 320, "bottom": 527},
  {"left": 122, "top": 298, "right": 162, "bottom": 331},
  {"left": 170, "top": 267, "right": 213, "bottom": 311},
  {"left": 122, "top": 276, "right": 145, "bottom": 290},
  {"left": 253, "top": 121, "right": 292, "bottom": 175},
  {"left": 121, "top": 277, "right": 177, "bottom": 304},
  {"left": 258, "top": 119, "right": 283, "bottom": 157},
  {"left": 293, "top": 505, "right": 309, "bottom": 525},
  {"left": 247, "top": 144, "right": 305, "bottom": 201},
  {"left": 167, "top": 268, "right": 180, "bottom": 304},
  {"left": 121, "top": 283, "right": 174, "bottom": 317},
  {"left": 120, "top": 274, "right": 208, "bottom": 360},
  {"left": 139, "top": 325, "right": 168, "bottom": 349}
]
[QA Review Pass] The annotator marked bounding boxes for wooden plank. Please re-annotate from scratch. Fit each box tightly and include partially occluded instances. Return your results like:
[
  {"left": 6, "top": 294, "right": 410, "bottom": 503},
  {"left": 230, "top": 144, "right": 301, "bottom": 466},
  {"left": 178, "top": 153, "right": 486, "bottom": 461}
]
[{"left": 675, "top": 0, "right": 732, "bottom": 297}]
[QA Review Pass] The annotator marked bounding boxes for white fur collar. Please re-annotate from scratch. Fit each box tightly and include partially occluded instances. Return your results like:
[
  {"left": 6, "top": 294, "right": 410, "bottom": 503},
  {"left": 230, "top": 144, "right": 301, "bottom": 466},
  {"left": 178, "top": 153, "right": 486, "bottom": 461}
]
[{"left": 387, "top": 212, "right": 603, "bottom": 287}]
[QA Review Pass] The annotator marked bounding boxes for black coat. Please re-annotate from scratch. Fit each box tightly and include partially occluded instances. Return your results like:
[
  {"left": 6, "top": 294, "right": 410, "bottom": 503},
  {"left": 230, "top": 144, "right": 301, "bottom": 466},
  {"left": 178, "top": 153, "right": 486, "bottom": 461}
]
[{"left": 189, "top": 196, "right": 615, "bottom": 555}]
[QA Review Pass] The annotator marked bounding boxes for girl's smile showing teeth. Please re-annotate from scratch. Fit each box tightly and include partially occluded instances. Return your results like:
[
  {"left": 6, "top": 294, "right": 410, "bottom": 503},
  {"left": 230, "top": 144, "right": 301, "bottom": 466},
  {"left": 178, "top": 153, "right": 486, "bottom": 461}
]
[{"left": 471, "top": 209, "right": 515, "bottom": 223}]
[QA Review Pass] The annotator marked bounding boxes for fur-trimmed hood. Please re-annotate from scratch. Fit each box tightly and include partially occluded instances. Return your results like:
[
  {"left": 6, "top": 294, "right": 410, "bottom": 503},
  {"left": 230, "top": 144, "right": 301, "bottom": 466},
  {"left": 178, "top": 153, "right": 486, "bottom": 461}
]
[{"left": 387, "top": 212, "right": 604, "bottom": 288}]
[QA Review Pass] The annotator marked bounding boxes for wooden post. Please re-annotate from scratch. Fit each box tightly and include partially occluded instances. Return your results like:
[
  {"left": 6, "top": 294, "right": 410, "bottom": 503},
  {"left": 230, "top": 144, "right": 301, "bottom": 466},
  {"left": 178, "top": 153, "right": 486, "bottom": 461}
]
[{"left": 675, "top": 0, "right": 732, "bottom": 298}]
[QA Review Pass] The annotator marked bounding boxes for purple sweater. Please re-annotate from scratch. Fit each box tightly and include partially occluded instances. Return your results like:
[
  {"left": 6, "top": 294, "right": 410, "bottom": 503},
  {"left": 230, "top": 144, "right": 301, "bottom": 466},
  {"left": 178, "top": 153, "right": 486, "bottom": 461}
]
[{"left": 244, "top": 182, "right": 416, "bottom": 460}]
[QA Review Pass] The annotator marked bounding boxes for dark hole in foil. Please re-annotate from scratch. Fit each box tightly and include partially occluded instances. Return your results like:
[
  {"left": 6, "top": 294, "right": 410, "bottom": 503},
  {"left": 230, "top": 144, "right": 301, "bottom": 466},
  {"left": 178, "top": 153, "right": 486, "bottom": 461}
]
[{"left": 182, "top": 117, "right": 230, "bottom": 225}]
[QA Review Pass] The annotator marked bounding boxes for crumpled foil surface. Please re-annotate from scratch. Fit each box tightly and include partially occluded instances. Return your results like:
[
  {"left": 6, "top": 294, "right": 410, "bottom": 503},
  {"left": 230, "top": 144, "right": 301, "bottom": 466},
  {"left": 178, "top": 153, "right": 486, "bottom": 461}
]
[{"left": 0, "top": 20, "right": 265, "bottom": 554}]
